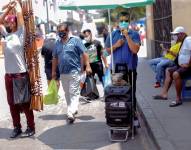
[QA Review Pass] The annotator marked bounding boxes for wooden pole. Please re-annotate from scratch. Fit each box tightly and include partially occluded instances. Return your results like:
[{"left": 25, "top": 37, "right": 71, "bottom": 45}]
[{"left": 21, "top": 0, "right": 43, "bottom": 111}]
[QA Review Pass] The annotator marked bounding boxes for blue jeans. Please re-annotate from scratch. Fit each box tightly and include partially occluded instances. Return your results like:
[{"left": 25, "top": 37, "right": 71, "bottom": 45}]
[{"left": 149, "top": 57, "right": 175, "bottom": 83}]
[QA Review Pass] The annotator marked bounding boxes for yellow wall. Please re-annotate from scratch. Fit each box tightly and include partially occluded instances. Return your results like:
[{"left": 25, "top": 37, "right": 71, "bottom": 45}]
[{"left": 172, "top": 0, "right": 191, "bottom": 35}]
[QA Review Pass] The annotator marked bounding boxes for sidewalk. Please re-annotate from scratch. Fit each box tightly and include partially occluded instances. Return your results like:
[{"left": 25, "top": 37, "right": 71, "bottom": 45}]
[{"left": 137, "top": 58, "right": 191, "bottom": 150}]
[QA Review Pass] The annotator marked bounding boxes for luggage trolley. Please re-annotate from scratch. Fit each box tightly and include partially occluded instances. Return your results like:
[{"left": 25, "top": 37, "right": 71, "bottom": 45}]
[
  {"left": 105, "top": 83, "right": 133, "bottom": 141},
  {"left": 104, "top": 64, "right": 136, "bottom": 142}
]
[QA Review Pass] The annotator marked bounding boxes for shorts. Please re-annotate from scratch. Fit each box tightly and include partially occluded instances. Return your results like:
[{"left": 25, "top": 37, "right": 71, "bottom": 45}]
[
  {"left": 168, "top": 66, "right": 191, "bottom": 79},
  {"left": 45, "top": 67, "right": 60, "bottom": 80}
]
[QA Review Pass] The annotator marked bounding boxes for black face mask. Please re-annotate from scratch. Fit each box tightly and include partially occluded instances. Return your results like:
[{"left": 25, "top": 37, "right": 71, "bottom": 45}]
[
  {"left": 5, "top": 26, "right": 12, "bottom": 33},
  {"left": 58, "top": 32, "right": 67, "bottom": 39}
]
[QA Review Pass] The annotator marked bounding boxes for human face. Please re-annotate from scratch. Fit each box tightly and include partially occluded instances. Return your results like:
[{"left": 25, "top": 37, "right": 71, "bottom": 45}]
[
  {"left": 57, "top": 26, "right": 69, "bottom": 40},
  {"left": 84, "top": 31, "right": 92, "bottom": 42},
  {"left": 4, "top": 21, "right": 17, "bottom": 33},
  {"left": 119, "top": 16, "right": 129, "bottom": 30}
]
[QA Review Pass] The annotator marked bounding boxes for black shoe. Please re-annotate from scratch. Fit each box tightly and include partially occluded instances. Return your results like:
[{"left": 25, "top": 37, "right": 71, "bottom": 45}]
[
  {"left": 67, "top": 114, "right": 75, "bottom": 124},
  {"left": 20, "top": 127, "right": 35, "bottom": 138},
  {"left": 10, "top": 127, "right": 22, "bottom": 138},
  {"left": 73, "top": 111, "right": 78, "bottom": 115}
]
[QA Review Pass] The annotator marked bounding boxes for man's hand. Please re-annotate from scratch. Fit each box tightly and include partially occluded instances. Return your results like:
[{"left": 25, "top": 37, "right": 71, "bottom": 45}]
[
  {"left": 180, "top": 64, "right": 190, "bottom": 68},
  {"left": 85, "top": 65, "right": 92, "bottom": 75},
  {"left": 105, "top": 63, "right": 109, "bottom": 69},
  {"left": 122, "top": 29, "right": 128, "bottom": 37},
  {"left": 51, "top": 72, "right": 56, "bottom": 80},
  {"left": 8, "top": 1, "right": 17, "bottom": 9}
]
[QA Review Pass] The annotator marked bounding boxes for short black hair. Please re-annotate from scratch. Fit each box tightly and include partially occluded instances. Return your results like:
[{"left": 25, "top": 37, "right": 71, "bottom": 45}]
[
  {"left": 83, "top": 29, "right": 91, "bottom": 34},
  {"left": 57, "top": 22, "right": 69, "bottom": 31},
  {"left": 118, "top": 11, "right": 130, "bottom": 19}
]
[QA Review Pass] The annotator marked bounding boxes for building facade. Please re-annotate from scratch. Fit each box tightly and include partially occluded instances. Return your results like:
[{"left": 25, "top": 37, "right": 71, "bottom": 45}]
[{"left": 146, "top": 0, "right": 191, "bottom": 59}]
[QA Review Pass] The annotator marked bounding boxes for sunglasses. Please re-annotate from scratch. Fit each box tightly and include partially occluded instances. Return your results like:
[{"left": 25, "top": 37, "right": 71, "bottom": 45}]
[{"left": 120, "top": 19, "right": 129, "bottom": 22}]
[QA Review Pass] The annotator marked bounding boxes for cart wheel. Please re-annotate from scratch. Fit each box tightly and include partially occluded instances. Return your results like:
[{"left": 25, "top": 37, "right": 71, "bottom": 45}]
[{"left": 111, "top": 130, "right": 113, "bottom": 134}]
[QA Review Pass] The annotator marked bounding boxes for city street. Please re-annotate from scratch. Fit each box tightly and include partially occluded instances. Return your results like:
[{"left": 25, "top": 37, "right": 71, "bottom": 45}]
[
  {"left": 0, "top": 43, "right": 157, "bottom": 149},
  {"left": 1, "top": 0, "right": 191, "bottom": 149},
  {"left": 0, "top": 96, "right": 156, "bottom": 150}
]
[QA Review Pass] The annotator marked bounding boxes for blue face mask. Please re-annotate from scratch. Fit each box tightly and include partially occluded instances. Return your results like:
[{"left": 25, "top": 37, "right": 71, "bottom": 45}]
[
  {"left": 58, "top": 32, "right": 67, "bottom": 38},
  {"left": 119, "top": 21, "right": 129, "bottom": 29}
]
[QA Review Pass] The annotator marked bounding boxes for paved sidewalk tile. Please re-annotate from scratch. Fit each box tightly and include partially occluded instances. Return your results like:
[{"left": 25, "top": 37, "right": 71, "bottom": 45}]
[{"left": 137, "top": 58, "right": 191, "bottom": 150}]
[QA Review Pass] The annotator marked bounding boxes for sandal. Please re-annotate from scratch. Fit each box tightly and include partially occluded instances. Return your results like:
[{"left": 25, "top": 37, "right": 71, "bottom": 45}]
[
  {"left": 169, "top": 101, "right": 182, "bottom": 107},
  {"left": 153, "top": 95, "right": 168, "bottom": 100}
]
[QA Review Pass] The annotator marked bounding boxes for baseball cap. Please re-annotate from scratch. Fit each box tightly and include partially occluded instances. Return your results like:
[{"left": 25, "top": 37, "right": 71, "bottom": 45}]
[
  {"left": 45, "top": 32, "right": 56, "bottom": 40},
  {"left": 170, "top": 26, "right": 185, "bottom": 34},
  {"left": 5, "top": 15, "right": 17, "bottom": 23}
]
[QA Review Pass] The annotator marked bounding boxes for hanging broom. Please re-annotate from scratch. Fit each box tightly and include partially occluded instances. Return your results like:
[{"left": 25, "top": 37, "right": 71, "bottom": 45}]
[{"left": 21, "top": 0, "right": 43, "bottom": 111}]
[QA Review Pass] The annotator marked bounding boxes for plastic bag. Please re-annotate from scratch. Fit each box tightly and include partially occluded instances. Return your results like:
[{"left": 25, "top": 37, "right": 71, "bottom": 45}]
[
  {"left": 80, "top": 75, "right": 99, "bottom": 100},
  {"left": 43, "top": 80, "right": 58, "bottom": 105},
  {"left": 103, "top": 69, "right": 112, "bottom": 88}
]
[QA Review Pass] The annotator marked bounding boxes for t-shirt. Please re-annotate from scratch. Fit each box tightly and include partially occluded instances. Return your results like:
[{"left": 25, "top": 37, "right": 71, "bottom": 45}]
[
  {"left": 1, "top": 26, "right": 26, "bottom": 73},
  {"left": 84, "top": 40, "right": 102, "bottom": 63},
  {"left": 53, "top": 37, "right": 86, "bottom": 74},
  {"left": 178, "top": 36, "right": 191, "bottom": 65},
  {"left": 164, "top": 42, "right": 181, "bottom": 61},
  {"left": 105, "top": 29, "right": 140, "bottom": 70}
]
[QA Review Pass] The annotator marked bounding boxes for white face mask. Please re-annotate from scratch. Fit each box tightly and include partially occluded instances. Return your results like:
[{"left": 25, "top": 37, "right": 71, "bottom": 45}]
[
  {"left": 172, "top": 35, "right": 178, "bottom": 42},
  {"left": 171, "top": 35, "right": 178, "bottom": 46},
  {"left": 85, "top": 35, "right": 91, "bottom": 42}
]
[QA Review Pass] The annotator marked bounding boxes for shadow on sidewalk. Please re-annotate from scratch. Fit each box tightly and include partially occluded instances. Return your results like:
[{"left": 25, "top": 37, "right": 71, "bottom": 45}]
[
  {"left": 38, "top": 122, "right": 111, "bottom": 149},
  {"left": 38, "top": 114, "right": 95, "bottom": 121},
  {"left": 0, "top": 128, "right": 12, "bottom": 139},
  {"left": 38, "top": 114, "right": 67, "bottom": 120}
]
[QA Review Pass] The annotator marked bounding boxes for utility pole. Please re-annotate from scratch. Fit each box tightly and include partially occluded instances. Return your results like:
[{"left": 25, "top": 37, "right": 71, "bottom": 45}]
[{"left": 45, "top": 0, "right": 50, "bottom": 33}]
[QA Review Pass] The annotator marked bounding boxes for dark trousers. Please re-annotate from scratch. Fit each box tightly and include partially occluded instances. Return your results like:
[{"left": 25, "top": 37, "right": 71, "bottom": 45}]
[
  {"left": 5, "top": 73, "right": 35, "bottom": 130},
  {"left": 90, "top": 61, "right": 104, "bottom": 84}
]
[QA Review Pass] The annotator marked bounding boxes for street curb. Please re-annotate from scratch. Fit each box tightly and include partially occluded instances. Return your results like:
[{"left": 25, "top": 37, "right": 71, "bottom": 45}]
[
  {"left": 137, "top": 89, "right": 175, "bottom": 150},
  {"left": 137, "top": 99, "right": 160, "bottom": 150}
]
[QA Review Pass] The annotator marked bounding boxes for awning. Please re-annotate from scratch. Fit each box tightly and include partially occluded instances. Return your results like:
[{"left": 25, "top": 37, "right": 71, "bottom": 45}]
[{"left": 59, "top": 0, "right": 155, "bottom": 10}]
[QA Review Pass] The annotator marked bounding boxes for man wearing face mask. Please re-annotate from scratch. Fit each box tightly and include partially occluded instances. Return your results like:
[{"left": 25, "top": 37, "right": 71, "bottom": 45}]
[
  {"left": 83, "top": 29, "right": 108, "bottom": 85},
  {"left": 153, "top": 27, "right": 191, "bottom": 107},
  {"left": 52, "top": 23, "right": 92, "bottom": 123},
  {"left": 149, "top": 26, "right": 183, "bottom": 88},
  {"left": 105, "top": 12, "right": 141, "bottom": 129}
]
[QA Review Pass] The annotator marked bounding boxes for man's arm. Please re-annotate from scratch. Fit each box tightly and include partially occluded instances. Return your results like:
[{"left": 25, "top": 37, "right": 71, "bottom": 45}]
[
  {"left": 105, "top": 31, "right": 125, "bottom": 54},
  {"left": 106, "top": 39, "right": 124, "bottom": 54},
  {"left": 167, "top": 50, "right": 177, "bottom": 57},
  {"left": 52, "top": 57, "right": 58, "bottom": 80},
  {"left": 82, "top": 52, "right": 92, "bottom": 74},
  {"left": 0, "top": 2, "right": 16, "bottom": 24},
  {"left": 123, "top": 30, "right": 140, "bottom": 54},
  {"left": 15, "top": 0, "right": 24, "bottom": 27}
]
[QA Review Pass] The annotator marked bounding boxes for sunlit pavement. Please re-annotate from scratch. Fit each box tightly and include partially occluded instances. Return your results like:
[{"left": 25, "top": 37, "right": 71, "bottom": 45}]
[{"left": 0, "top": 44, "right": 156, "bottom": 149}]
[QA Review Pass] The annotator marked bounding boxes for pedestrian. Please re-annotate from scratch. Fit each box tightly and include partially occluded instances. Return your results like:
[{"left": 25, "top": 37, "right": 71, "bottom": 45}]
[
  {"left": 105, "top": 11, "right": 141, "bottom": 128},
  {"left": 83, "top": 29, "right": 108, "bottom": 85},
  {"left": 52, "top": 23, "right": 92, "bottom": 123},
  {"left": 149, "top": 27, "right": 183, "bottom": 88},
  {"left": 0, "top": 1, "right": 35, "bottom": 138},
  {"left": 153, "top": 27, "right": 191, "bottom": 107},
  {"left": 41, "top": 32, "right": 60, "bottom": 87},
  {"left": 102, "top": 27, "right": 108, "bottom": 43}
]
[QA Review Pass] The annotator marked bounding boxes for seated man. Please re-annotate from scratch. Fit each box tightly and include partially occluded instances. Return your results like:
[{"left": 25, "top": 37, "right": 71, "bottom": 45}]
[
  {"left": 153, "top": 28, "right": 191, "bottom": 107},
  {"left": 149, "top": 26, "right": 183, "bottom": 88}
]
